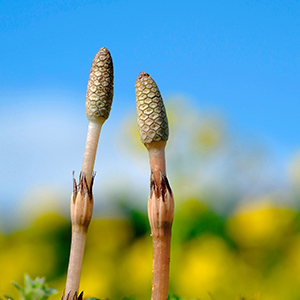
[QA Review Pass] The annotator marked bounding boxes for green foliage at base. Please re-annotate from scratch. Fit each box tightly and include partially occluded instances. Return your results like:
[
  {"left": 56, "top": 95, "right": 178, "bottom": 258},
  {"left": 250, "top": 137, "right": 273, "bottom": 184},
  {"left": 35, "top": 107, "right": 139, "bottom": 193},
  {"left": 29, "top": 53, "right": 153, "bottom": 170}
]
[{"left": 3, "top": 275, "right": 57, "bottom": 300}]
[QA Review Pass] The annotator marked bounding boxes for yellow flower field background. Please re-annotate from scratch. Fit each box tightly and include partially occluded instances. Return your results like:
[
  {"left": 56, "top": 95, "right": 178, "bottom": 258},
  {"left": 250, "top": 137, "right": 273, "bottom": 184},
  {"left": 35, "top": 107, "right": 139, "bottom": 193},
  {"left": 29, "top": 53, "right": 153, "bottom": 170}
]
[{"left": 1, "top": 98, "right": 300, "bottom": 300}]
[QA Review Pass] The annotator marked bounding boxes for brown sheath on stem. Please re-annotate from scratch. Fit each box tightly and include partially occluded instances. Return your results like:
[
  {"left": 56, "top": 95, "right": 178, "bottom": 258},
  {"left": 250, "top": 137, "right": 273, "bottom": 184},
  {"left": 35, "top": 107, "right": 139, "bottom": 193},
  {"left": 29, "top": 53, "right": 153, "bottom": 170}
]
[
  {"left": 64, "top": 48, "right": 113, "bottom": 300},
  {"left": 135, "top": 72, "right": 174, "bottom": 300},
  {"left": 148, "top": 172, "right": 174, "bottom": 300}
]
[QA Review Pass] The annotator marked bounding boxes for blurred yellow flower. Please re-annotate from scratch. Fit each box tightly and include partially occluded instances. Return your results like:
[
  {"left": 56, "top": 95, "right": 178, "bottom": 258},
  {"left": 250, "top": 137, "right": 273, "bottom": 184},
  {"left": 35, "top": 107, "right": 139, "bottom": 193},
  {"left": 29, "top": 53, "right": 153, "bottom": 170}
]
[
  {"left": 191, "top": 115, "right": 226, "bottom": 154},
  {"left": 118, "top": 236, "right": 152, "bottom": 299},
  {"left": 76, "top": 219, "right": 134, "bottom": 298},
  {"left": 80, "top": 261, "right": 113, "bottom": 299},
  {"left": 173, "top": 235, "right": 234, "bottom": 299},
  {"left": 227, "top": 199, "right": 297, "bottom": 249},
  {"left": 86, "top": 219, "right": 133, "bottom": 255}
]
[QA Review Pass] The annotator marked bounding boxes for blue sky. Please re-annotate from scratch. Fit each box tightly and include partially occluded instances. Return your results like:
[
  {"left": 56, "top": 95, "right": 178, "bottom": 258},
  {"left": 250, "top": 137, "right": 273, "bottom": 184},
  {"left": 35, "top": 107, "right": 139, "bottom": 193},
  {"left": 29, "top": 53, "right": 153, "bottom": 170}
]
[
  {"left": 0, "top": 0, "right": 299, "bottom": 227},
  {"left": 1, "top": 0, "right": 298, "bottom": 147}
]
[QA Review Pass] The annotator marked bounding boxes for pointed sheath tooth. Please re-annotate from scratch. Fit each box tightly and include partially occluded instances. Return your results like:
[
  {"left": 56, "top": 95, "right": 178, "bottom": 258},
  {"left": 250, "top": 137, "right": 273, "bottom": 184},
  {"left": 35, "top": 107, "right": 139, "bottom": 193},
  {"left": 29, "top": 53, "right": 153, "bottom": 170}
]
[
  {"left": 85, "top": 47, "right": 114, "bottom": 121},
  {"left": 71, "top": 173, "right": 94, "bottom": 230},
  {"left": 148, "top": 171, "right": 174, "bottom": 236},
  {"left": 135, "top": 72, "right": 169, "bottom": 144}
]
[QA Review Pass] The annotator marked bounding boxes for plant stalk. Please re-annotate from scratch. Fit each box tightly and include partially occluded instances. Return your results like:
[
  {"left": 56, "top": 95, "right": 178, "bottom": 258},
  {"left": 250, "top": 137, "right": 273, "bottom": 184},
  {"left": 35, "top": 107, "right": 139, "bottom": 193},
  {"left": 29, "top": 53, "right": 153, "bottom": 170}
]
[
  {"left": 64, "top": 47, "right": 113, "bottom": 300},
  {"left": 147, "top": 141, "right": 166, "bottom": 185},
  {"left": 65, "top": 120, "right": 102, "bottom": 296},
  {"left": 135, "top": 71, "right": 174, "bottom": 300},
  {"left": 151, "top": 230, "right": 172, "bottom": 300},
  {"left": 81, "top": 120, "right": 104, "bottom": 187},
  {"left": 148, "top": 170, "right": 174, "bottom": 300},
  {"left": 64, "top": 170, "right": 94, "bottom": 299},
  {"left": 65, "top": 227, "right": 87, "bottom": 297}
]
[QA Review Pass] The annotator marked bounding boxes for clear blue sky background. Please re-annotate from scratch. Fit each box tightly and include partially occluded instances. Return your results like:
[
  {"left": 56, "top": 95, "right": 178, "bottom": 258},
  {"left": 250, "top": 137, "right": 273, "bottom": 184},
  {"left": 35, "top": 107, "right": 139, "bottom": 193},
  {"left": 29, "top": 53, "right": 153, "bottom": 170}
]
[{"left": 0, "top": 0, "right": 299, "bottom": 227}]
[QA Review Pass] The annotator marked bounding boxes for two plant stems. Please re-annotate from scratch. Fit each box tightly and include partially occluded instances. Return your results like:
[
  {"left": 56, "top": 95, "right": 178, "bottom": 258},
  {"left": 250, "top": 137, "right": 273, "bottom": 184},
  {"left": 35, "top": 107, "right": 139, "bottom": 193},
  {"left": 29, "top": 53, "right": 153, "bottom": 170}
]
[{"left": 64, "top": 51, "right": 173, "bottom": 300}]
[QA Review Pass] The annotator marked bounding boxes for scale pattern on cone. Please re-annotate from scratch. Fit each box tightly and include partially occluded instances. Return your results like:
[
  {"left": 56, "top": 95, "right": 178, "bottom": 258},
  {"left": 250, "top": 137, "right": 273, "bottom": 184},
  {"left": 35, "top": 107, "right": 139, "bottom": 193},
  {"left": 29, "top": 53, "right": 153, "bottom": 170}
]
[
  {"left": 135, "top": 72, "right": 169, "bottom": 144},
  {"left": 85, "top": 47, "right": 114, "bottom": 120}
]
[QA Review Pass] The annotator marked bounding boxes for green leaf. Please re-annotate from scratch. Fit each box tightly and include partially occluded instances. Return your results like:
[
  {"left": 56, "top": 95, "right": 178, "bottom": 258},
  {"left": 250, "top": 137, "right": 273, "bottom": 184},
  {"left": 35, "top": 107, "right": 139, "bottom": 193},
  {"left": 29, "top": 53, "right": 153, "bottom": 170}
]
[
  {"left": 12, "top": 282, "right": 25, "bottom": 300},
  {"left": 24, "top": 275, "right": 35, "bottom": 294},
  {"left": 2, "top": 294, "right": 14, "bottom": 300},
  {"left": 11, "top": 275, "right": 57, "bottom": 300}
]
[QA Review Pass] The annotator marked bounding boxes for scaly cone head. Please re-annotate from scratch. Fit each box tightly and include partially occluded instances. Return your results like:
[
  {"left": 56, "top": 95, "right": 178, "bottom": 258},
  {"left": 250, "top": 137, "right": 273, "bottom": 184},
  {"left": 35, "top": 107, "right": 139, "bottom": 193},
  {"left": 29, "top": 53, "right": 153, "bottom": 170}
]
[
  {"left": 85, "top": 47, "right": 114, "bottom": 122},
  {"left": 135, "top": 72, "right": 169, "bottom": 145}
]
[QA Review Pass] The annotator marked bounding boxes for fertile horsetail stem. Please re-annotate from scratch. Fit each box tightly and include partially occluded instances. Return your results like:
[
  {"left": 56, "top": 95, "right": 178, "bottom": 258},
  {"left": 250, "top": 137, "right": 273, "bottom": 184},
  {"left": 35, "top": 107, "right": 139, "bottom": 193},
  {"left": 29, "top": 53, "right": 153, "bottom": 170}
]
[
  {"left": 64, "top": 47, "right": 114, "bottom": 300},
  {"left": 135, "top": 72, "right": 174, "bottom": 300}
]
